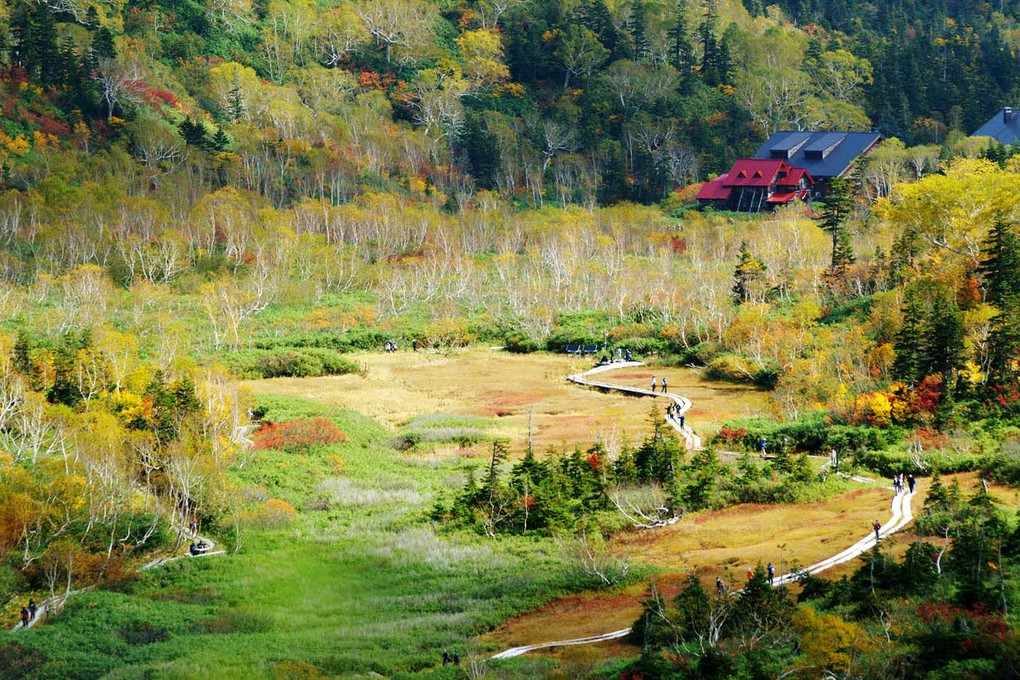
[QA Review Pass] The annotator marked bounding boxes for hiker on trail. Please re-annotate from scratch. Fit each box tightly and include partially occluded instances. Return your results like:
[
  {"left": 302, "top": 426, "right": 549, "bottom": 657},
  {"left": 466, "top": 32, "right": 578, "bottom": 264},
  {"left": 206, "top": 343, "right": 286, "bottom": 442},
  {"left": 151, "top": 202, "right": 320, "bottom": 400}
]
[
  {"left": 680, "top": 413, "right": 685, "bottom": 428},
  {"left": 907, "top": 474, "right": 915, "bottom": 493},
  {"left": 442, "top": 650, "right": 451, "bottom": 665},
  {"left": 873, "top": 519, "right": 881, "bottom": 541},
  {"left": 625, "top": 349, "right": 633, "bottom": 362},
  {"left": 651, "top": 376, "right": 657, "bottom": 392},
  {"left": 759, "top": 437, "right": 767, "bottom": 456},
  {"left": 453, "top": 650, "right": 460, "bottom": 665},
  {"left": 747, "top": 567, "right": 753, "bottom": 581},
  {"left": 767, "top": 562, "right": 775, "bottom": 585},
  {"left": 661, "top": 377, "right": 667, "bottom": 393},
  {"left": 189, "top": 543, "right": 198, "bottom": 556},
  {"left": 412, "top": 340, "right": 418, "bottom": 352},
  {"left": 28, "top": 599, "right": 36, "bottom": 620},
  {"left": 20, "top": 607, "right": 29, "bottom": 627},
  {"left": 716, "top": 578, "right": 725, "bottom": 595},
  {"left": 616, "top": 348, "right": 622, "bottom": 362},
  {"left": 892, "top": 475, "right": 900, "bottom": 494}
]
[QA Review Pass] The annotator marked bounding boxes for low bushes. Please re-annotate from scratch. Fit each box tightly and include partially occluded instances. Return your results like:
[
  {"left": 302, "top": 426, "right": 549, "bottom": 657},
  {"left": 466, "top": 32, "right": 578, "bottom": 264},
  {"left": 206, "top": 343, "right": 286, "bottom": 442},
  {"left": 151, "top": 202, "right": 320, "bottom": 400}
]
[
  {"left": 714, "top": 414, "right": 891, "bottom": 454},
  {"left": 397, "top": 414, "right": 494, "bottom": 449},
  {"left": 220, "top": 348, "right": 364, "bottom": 379},
  {"left": 252, "top": 418, "right": 348, "bottom": 452},
  {"left": 705, "top": 353, "right": 779, "bottom": 388},
  {"left": 252, "top": 328, "right": 389, "bottom": 352}
]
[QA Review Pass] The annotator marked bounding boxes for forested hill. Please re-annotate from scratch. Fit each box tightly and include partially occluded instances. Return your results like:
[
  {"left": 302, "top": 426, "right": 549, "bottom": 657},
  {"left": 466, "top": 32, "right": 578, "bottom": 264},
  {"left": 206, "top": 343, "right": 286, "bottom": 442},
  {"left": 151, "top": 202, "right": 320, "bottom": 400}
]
[{"left": 0, "top": 0, "right": 1017, "bottom": 210}]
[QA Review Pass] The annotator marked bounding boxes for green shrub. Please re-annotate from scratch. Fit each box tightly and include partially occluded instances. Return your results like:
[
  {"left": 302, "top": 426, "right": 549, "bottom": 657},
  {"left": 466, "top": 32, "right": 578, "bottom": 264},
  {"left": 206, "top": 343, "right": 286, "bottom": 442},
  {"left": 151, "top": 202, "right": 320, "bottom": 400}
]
[
  {"left": 220, "top": 348, "right": 363, "bottom": 379},
  {"left": 715, "top": 415, "right": 891, "bottom": 455}
]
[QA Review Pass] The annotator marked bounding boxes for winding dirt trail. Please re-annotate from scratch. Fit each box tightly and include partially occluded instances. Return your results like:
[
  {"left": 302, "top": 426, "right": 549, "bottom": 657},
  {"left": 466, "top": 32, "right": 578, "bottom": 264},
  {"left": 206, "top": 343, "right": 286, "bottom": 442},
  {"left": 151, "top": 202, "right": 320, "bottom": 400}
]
[{"left": 491, "top": 363, "right": 914, "bottom": 660}]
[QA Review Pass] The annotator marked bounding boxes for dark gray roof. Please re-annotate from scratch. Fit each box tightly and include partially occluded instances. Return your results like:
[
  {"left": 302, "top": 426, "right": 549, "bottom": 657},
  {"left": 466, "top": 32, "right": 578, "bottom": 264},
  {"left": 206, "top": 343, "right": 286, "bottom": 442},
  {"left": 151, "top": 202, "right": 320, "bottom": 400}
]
[
  {"left": 753, "top": 131, "right": 881, "bottom": 179},
  {"left": 971, "top": 107, "right": 1020, "bottom": 145}
]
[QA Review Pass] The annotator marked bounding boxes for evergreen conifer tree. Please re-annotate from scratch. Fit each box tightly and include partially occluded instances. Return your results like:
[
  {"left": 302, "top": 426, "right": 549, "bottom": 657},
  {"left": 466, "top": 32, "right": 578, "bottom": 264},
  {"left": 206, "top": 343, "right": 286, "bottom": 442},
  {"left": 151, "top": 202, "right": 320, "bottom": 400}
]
[
  {"left": 820, "top": 176, "right": 855, "bottom": 271},
  {"left": 978, "top": 218, "right": 1020, "bottom": 308},
  {"left": 893, "top": 293, "right": 926, "bottom": 385},
  {"left": 668, "top": 0, "right": 696, "bottom": 80},
  {"left": 732, "top": 241, "right": 766, "bottom": 304}
]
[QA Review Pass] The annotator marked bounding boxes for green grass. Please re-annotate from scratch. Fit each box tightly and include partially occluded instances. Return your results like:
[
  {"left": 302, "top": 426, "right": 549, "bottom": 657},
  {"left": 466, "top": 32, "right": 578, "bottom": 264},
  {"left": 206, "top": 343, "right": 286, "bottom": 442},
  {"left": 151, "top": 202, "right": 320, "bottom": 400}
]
[{"left": 12, "top": 395, "right": 582, "bottom": 679}]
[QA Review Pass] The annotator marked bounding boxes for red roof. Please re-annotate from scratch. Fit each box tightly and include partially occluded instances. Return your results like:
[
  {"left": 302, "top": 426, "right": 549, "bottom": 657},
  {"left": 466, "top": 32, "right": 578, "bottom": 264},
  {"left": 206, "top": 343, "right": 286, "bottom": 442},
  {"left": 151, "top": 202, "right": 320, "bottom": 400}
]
[
  {"left": 724, "top": 159, "right": 789, "bottom": 187},
  {"left": 767, "top": 189, "right": 811, "bottom": 204},
  {"left": 780, "top": 166, "right": 813, "bottom": 186},
  {"left": 696, "top": 174, "right": 731, "bottom": 201},
  {"left": 766, "top": 191, "right": 798, "bottom": 203}
]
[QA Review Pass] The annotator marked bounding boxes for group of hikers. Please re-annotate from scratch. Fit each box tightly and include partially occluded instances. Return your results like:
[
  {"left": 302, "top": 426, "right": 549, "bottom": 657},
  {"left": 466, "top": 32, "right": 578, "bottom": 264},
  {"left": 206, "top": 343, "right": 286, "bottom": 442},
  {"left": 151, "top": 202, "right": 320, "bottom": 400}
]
[
  {"left": 18, "top": 599, "right": 37, "bottom": 628},
  {"left": 441, "top": 650, "right": 460, "bottom": 665},
  {"left": 871, "top": 473, "right": 915, "bottom": 541},
  {"left": 893, "top": 473, "right": 916, "bottom": 495},
  {"left": 715, "top": 561, "right": 778, "bottom": 595},
  {"left": 665, "top": 401, "right": 686, "bottom": 429},
  {"left": 649, "top": 375, "right": 668, "bottom": 393},
  {"left": 188, "top": 541, "right": 209, "bottom": 556},
  {"left": 597, "top": 348, "right": 633, "bottom": 365}
]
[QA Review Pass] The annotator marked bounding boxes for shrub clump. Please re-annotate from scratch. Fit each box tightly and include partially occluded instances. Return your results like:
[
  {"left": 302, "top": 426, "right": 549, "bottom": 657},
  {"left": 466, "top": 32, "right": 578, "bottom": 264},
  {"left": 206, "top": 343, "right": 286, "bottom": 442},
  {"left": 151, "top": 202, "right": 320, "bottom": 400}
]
[
  {"left": 252, "top": 418, "right": 348, "bottom": 452},
  {"left": 221, "top": 348, "right": 364, "bottom": 379},
  {"left": 237, "top": 498, "right": 299, "bottom": 528}
]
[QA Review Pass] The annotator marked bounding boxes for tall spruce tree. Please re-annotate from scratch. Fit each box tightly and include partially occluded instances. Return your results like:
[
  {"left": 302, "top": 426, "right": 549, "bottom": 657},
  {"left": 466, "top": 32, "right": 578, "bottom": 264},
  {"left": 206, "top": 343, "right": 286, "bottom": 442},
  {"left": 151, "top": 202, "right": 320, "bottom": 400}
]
[
  {"left": 732, "top": 241, "right": 766, "bottom": 304},
  {"left": 699, "top": 0, "right": 718, "bottom": 80},
  {"left": 820, "top": 176, "right": 855, "bottom": 271},
  {"left": 924, "top": 289, "right": 964, "bottom": 382},
  {"left": 987, "top": 294, "right": 1020, "bottom": 387},
  {"left": 667, "top": 1, "right": 694, "bottom": 74},
  {"left": 978, "top": 218, "right": 1020, "bottom": 307},
  {"left": 628, "top": 0, "right": 650, "bottom": 61},
  {"left": 893, "top": 293, "right": 926, "bottom": 385}
]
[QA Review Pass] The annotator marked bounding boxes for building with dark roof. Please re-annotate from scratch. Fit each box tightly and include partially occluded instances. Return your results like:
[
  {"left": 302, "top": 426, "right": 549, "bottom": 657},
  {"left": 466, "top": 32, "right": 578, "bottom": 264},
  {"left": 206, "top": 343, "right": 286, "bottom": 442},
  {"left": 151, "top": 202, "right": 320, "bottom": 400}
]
[
  {"left": 971, "top": 107, "right": 1020, "bottom": 145},
  {"left": 751, "top": 130, "right": 881, "bottom": 193},
  {"left": 696, "top": 159, "right": 813, "bottom": 212}
]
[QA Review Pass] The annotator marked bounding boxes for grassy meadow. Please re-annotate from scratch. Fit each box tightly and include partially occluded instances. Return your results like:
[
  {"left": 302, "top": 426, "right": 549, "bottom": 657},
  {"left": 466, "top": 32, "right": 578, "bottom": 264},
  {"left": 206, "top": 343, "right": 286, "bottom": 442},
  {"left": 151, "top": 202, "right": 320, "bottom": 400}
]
[
  {"left": 15, "top": 394, "right": 583, "bottom": 678},
  {"left": 245, "top": 349, "right": 771, "bottom": 456},
  {"left": 18, "top": 351, "right": 1011, "bottom": 678}
]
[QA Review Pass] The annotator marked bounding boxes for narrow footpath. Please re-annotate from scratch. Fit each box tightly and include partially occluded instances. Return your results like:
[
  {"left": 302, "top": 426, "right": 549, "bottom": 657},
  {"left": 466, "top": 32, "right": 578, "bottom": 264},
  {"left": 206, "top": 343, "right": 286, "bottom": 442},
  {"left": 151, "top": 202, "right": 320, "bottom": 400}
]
[{"left": 491, "top": 363, "right": 915, "bottom": 660}]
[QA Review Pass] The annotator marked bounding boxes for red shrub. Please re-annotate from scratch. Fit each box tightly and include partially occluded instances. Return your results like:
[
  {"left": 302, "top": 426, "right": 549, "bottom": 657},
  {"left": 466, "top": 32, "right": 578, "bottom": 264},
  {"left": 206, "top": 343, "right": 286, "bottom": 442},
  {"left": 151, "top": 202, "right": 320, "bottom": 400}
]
[
  {"left": 252, "top": 418, "right": 347, "bottom": 452},
  {"left": 717, "top": 427, "right": 747, "bottom": 444}
]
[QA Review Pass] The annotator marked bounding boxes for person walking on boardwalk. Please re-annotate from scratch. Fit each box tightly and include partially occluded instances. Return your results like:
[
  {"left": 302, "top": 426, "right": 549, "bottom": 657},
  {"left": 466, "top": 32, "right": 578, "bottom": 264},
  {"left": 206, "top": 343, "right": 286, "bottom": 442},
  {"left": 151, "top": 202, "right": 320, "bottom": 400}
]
[
  {"left": 661, "top": 377, "right": 667, "bottom": 393},
  {"left": 873, "top": 519, "right": 881, "bottom": 541},
  {"left": 651, "top": 376, "right": 657, "bottom": 392},
  {"left": 907, "top": 473, "right": 915, "bottom": 493},
  {"left": 680, "top": 413, "right": 685, "bottom": 428},
  {"left": 28, "top": 599, "right": 36, "bottom": 620},
  {"left": 20, "top": 607, "right": 29, "bottom": 628},
  {"left": 767, "top": 562, "right": 775, "bottom": 585},
  {"left": 716, "top": 577, "right": 725, "bottom": 595}
]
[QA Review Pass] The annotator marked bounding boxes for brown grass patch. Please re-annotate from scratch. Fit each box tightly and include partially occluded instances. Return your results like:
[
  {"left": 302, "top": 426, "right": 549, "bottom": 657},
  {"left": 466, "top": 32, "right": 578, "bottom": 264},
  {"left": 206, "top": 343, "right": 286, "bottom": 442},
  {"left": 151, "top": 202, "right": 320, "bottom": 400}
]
[
  {"left": 485, "top": 480, "right": 932, "bottom": 656},
  {"left": 246, "top": 350, "right": 769, "bottom": 456}
]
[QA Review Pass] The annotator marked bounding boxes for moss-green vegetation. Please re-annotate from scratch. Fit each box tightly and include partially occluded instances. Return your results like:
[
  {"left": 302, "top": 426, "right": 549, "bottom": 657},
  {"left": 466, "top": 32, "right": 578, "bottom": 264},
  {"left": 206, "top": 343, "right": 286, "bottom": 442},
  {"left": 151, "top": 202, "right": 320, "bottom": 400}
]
[{"left": 8, "top": 396, "right": 589, "bottom": 678}]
